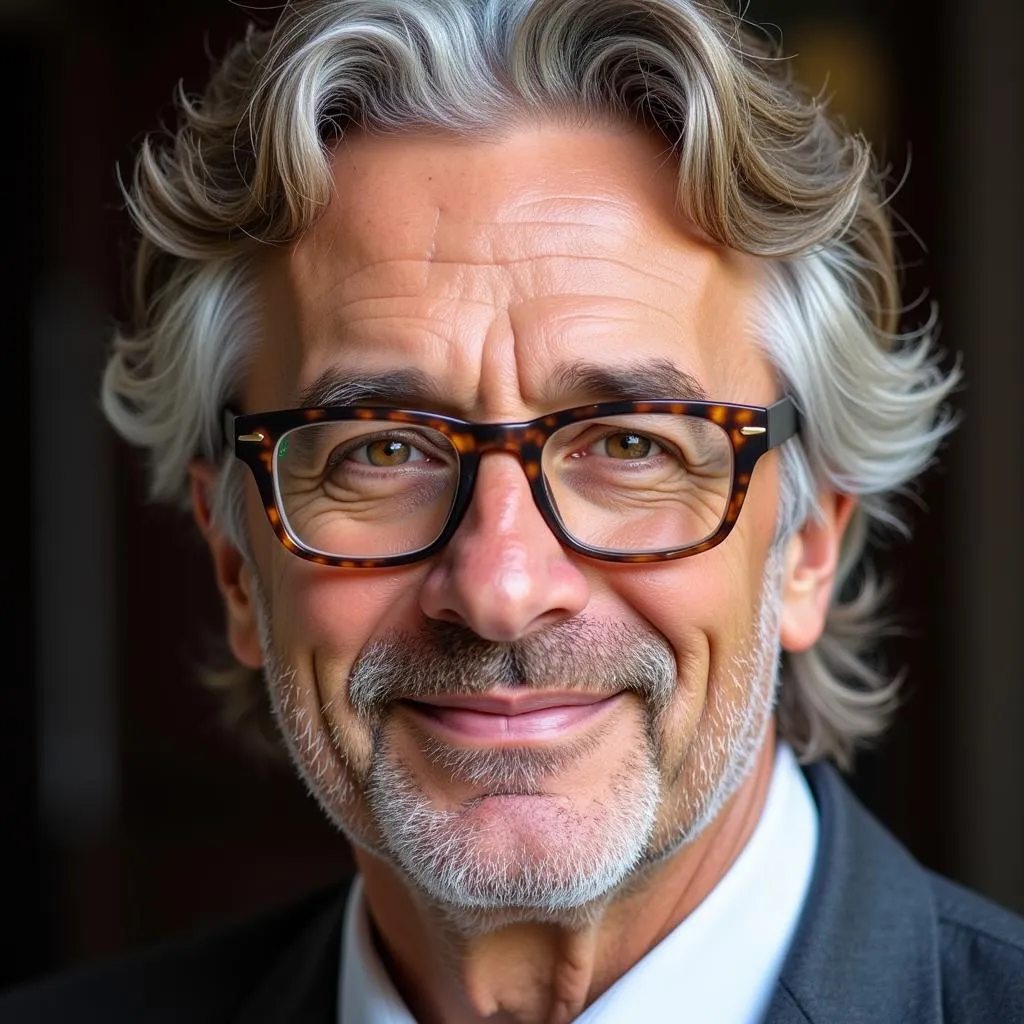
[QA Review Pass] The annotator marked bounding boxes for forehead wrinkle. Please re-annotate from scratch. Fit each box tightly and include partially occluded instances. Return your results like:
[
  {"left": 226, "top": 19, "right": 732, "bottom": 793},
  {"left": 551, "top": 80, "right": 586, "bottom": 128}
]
[
  {"left": 519, "top": 301, "right": 695, "bottom": 362},
  {"left": 427, "top": 217, "right": 708, "bottom": 290},
  {"left": 316, "top": 124, "right": 720, "bottom": 273},
  {"left": 296, "top": 149, "right": 736, "bottom": 326},
  {"left": 269, "top": 126, "right": 767, "bottom": 422},
  {"left": 428, "top": 211, "right": 740, "bottom": 321},
  {"left": 280, "top": 244, "right": 756, "bottom": 415},
  {"left": 288, "top": 252, "right": 427, "bottom": 311},
  {"left": 282, "top": 255, "right": 498, "bottom": 371}
]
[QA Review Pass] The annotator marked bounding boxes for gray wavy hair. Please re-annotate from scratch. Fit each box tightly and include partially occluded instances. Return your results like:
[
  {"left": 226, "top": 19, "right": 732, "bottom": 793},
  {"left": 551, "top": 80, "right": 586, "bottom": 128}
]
[{"left": 103, "top": 0, "right": 959, "bottom": 769}]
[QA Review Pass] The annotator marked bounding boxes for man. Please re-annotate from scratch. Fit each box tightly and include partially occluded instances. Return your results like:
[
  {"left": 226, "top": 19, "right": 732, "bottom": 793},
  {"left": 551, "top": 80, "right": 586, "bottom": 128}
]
[{"left": 3, "top": 0, "right": 1022, "bottom": 1021}]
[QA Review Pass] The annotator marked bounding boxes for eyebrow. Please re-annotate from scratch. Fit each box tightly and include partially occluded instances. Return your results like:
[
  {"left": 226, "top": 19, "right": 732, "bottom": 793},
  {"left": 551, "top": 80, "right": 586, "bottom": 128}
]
[
  {"left": 298, "top": 357, "right": 708, "bottom": 411},
  {"left": 299, "top": 368, "right": 446, "bottom": 409},
  {"left": 546, "top": 358, "right": 709, "bottom": 404}
]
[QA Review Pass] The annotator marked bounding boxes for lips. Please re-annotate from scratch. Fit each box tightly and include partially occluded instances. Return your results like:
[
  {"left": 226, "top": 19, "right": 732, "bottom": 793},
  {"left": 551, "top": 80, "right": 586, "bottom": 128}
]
[{"left": 399, "top": 690, "right": 624, "bottom": 742}]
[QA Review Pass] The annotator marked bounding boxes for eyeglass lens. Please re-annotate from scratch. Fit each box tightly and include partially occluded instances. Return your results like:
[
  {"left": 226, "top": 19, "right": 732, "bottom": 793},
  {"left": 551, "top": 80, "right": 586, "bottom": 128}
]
[{"left": 272, "top": 414, "right": 734, "bottom": 559}]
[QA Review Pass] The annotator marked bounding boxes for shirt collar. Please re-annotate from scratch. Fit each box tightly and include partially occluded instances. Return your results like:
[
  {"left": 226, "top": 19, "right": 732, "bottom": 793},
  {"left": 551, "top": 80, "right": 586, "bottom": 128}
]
[{"left": 339, "top": 742, "right": 818, "bottom": 1024}]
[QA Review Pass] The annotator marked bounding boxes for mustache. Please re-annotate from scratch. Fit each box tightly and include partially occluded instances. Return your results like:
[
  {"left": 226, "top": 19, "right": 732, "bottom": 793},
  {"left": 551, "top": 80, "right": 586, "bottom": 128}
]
[{"left": 346, "top": 618, "right": 678, "bottom": 718}]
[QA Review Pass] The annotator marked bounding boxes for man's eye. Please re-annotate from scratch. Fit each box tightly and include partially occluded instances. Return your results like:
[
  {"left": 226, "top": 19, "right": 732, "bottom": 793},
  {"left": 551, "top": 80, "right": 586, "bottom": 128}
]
[
  {"left": 350, "top": 438, "right": 423, "bottom": 467},
  {"left": 598, "top": 432, "right": 661, "bottom": 459}
]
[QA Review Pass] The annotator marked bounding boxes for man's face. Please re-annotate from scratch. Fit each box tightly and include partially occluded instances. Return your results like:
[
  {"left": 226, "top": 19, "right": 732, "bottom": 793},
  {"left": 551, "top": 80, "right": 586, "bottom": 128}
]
[{"left": 224, "top": 123, "right": 797, "bottom": 914}]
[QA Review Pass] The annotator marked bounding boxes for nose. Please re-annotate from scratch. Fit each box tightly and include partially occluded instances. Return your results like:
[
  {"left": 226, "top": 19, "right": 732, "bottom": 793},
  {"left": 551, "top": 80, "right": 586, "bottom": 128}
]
[{"left": 418, "top": 453, "right": 590, "bottom": 641}]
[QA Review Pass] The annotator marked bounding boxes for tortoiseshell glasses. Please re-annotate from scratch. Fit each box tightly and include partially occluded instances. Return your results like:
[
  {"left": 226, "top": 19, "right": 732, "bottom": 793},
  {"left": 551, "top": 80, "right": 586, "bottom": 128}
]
[{"left": 227, "top": 398, "right": 799, "bottom": 568}]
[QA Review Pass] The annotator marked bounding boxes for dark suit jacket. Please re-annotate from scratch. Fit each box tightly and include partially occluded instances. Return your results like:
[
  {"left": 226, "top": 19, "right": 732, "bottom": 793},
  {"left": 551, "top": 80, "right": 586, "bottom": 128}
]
[{"left": 2, "top": 762, "right": 1022, "bottom": 1022}]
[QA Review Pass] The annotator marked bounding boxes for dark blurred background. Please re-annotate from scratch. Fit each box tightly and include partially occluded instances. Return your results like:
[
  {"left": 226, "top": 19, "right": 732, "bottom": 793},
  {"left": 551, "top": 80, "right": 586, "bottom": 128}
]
[{"left": 3, "top": 0, "right": 1021, "bottom": 992}]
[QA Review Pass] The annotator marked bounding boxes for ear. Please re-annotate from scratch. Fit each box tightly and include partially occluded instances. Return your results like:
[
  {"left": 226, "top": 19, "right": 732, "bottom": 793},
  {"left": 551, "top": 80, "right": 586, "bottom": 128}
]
[
  {"left": 778, "top": 490, "right": 857, "bottom": 653},
  {"left": 188, "top": 459, "right": 263, "bottom": 669}
]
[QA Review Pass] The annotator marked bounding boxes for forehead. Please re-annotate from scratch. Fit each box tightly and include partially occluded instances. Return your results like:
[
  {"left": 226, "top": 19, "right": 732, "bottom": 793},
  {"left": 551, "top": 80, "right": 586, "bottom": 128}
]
[{"left": 250, "top": 123, "right": 769, "bottom": 413}]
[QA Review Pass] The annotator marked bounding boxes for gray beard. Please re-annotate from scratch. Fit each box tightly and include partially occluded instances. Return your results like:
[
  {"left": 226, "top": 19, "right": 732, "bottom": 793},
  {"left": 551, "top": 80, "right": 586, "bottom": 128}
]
[{"left": 252, "top": 551, "right": 783, "bottom": 928}]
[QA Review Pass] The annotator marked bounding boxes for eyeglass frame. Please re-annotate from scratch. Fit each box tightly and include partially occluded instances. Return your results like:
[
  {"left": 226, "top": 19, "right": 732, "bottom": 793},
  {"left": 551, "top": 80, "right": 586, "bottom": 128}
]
[{"left": 223, "top": 396, "right": 800, "bottom": 568}]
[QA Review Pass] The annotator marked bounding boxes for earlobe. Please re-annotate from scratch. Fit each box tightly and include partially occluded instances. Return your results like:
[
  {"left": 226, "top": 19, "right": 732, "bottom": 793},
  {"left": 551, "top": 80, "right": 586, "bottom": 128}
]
[
  {"left": 188, "top": 460, "right": 264, "bottom": 669},
  {"left": 778, "top": 491, "right": 857, "bottom": 653}
]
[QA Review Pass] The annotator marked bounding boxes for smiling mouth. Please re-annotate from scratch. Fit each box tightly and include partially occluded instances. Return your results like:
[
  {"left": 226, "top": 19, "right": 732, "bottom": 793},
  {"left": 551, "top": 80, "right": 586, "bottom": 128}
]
[{"left": 397, "top": 691, "right": 626, "bottom": 743}]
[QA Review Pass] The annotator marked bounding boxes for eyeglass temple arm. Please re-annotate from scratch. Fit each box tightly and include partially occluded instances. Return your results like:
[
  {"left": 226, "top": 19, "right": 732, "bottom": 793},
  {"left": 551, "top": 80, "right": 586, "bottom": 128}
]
[
  {"left": 221, "top": 407, "right": 241, "bottom": 455},
  {"left": 767, "top": 396, "right": 800, "bottom": 448}
]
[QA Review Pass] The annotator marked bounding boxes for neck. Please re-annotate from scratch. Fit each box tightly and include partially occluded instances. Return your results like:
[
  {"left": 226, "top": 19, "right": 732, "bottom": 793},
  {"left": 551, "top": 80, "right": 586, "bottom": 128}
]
[{"left": 354, "top": 734, "right": 777, "bottom": 1024}]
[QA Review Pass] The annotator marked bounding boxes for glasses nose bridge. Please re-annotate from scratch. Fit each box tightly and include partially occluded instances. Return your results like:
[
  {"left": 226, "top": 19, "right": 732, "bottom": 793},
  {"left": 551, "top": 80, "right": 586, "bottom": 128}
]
[{"left": 454, "top": 420, "right": 547, "bottom": 486}]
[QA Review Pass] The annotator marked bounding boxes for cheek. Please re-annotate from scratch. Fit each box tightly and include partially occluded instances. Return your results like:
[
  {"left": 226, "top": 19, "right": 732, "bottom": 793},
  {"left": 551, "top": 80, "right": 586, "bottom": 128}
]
[
  {"left": 261, "top": 558, "right": 432, "bottom": 785},
  {"left": 600, "top": 542, "right": 771, "bottom": 751},
  {"left": 607, "top": 550, "right": 753, "bottom": 663},
  {"left": 245, "top": 477, "right": 430, "bottom": 664},
  {"left": 268, "top": 559, "right": 428, "bottom": 667}
]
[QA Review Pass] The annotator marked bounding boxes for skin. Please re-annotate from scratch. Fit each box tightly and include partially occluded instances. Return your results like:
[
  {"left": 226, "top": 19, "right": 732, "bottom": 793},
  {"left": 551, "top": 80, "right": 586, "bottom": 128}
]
[{"left": 190, "top": 122, "right": 854, "bottom": 1023}]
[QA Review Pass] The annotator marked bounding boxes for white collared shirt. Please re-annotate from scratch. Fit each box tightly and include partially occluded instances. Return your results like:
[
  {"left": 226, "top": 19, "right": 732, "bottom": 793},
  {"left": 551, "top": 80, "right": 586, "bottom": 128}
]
[{"left": 339, "top": 742, "right": 818, "bottom": 1023}]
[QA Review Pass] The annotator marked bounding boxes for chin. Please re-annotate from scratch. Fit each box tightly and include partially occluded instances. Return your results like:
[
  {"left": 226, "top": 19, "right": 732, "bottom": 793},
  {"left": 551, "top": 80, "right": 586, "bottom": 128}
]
[{"left": 363, "top": 734, "right": 662, "bottom": 921}]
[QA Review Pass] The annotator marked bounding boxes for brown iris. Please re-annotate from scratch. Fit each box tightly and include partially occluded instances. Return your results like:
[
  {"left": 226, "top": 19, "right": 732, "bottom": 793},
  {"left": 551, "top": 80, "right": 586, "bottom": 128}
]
[
  {"left": 366, "top": 439, "right": 413, "bottom": 466},
  {"left": 605, "top": 431, "right": 652, "bottom": 459}
]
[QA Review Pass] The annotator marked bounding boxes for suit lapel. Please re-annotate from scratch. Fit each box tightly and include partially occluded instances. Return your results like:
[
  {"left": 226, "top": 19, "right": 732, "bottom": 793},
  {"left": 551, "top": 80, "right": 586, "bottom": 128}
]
[{"left": 763, "top": 763, "right": 943, "bottom": 1023}]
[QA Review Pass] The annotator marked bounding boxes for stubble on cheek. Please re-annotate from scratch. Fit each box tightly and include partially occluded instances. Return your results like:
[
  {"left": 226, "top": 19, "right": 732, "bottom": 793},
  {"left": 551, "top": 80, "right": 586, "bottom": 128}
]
[
  {"left": 638, "top": 637, "right": 712, "bottom": 846},
  {"left": 268, "top": 567, "right": 405, "bottom": 784},
  {"left": 256, "top": 586, "right": 385, "bottom": 841},
  {"left": 642, "top": 563, "right": 782, "bottom": 861},
  {"left": 653, "top": 636, "right": 711, "bottom": 774},
  {"left": 318, "top": 657, "right": 376, "bottom": 775}
]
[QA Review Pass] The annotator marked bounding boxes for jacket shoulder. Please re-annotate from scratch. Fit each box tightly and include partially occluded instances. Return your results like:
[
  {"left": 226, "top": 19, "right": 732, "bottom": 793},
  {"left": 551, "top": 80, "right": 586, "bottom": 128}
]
[
  {"left": 0, "top": 883, "right": 348, "bottom": 1024},
  {"left": 928, "top": 872, "right": 1024, "bottom": 1021},
  {"left": 773, "top": 762, "right": 1024, "bottom": 1024}
]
